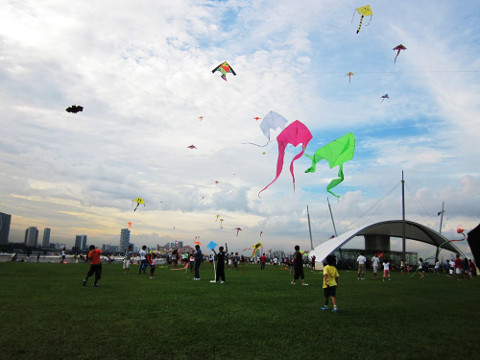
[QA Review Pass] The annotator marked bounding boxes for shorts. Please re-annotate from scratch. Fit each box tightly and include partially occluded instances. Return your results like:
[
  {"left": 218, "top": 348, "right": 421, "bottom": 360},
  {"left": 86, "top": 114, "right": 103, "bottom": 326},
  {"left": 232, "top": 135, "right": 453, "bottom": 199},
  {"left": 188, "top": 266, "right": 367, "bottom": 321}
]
[
  {"left": 373, "top": 265, "right": 378, "bottom": 273},
  {"left": 123, "top": 259, "right": 130, "bottom": 269},
  {"left": 324, "top": 285, "right": 337, "bottom": 298},
  {"left": 294, "top": 267, "right": 304, "bottom": 280},
  {"left": 455, "top": 268, "right": 462, "bottom": 275},
  {"left": 358, "top": 264, "right": 366, "bottom": 273}
]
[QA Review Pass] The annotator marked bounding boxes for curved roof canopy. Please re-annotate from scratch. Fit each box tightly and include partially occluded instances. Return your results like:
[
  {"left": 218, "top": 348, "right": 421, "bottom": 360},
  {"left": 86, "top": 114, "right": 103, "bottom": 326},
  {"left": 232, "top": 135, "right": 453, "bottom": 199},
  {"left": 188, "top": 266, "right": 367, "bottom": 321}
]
[{"left": 310, "top": 220, "right": 461, "bottom": 262}]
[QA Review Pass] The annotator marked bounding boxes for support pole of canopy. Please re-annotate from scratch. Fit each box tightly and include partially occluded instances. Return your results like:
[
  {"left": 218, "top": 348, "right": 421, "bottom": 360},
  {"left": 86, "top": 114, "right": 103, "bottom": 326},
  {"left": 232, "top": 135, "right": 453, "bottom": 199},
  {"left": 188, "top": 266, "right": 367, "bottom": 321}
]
[
  {"left": 435, "top": 201, "right": 445, "bottom": 261},
  {"left": 402, "top": 171, "right": 406, "bottom": 260},
  {"left": 327, "top": 197, "right": 338, "bottom": 237},
  {"left": 307, "top": 205, "right": 314, "bottom": 250}
]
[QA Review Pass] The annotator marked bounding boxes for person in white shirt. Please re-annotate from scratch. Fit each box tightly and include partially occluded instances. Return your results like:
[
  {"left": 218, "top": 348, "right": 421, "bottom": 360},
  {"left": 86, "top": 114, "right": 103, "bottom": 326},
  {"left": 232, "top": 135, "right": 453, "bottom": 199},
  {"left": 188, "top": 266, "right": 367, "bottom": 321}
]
[
  {"left": 383, "top": 259, "right": 391, "bottom": 281},
  {"left": 371, "top": 255, "right": 380, "bottom": 279},
  {"left": 357, "top": 253, "right": 367, "bottom": 280},
  {"left": 139, "top": 245, "right": 147, "bottom": 275}
]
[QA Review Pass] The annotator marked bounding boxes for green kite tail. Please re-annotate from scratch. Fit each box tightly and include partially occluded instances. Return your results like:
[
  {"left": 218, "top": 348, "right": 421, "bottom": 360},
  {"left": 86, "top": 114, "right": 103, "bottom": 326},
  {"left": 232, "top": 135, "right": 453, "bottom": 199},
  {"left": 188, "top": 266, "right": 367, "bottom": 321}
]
[{"left": 304, "top": 132, "right": 355, "bottom": 197}]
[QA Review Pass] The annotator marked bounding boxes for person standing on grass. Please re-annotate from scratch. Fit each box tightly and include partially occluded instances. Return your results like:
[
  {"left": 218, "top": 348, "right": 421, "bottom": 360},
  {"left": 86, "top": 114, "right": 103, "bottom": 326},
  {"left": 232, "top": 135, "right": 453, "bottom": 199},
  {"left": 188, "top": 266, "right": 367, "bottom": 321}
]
[
  {"left": 194, "top": 244, "right": 203, "bottom": 280},
  {"left": 357, "top": 253, "right": 367, "bottom": 280},
  {"left": 211, "top": 243, "right": 228, "bottom": 283},
  {"left": 189, "top": 250, "right": 195, "bottom": 273},
  {"left": 417, "top": 258, "right": 425, "bottom": 279},
  {"left": 139, "top": 245, "right": 148, "bottom": 275},
  {"left": 371, "top": 254, "right": 380, "bottom": 279},
  {"left": 454, "top": 254, "right": 463, "bottom": 280},
  {"left": 400, "top": 259, "right": 406, "bottom": 273},
  {"left": 123, "top": 245, "right": 133, "bottom": 275},
  {"left": 146, "top": 252, "right": 156, "bottom": 279},
  {"left": 82, "top": 245, "right": 111, "bottom": 287},
  {"left": 321, "top": 254, "right": 339, "bottom": 313},
  {"left": 260, "top": 253, "right": 266, "bottom": 270},
  {"left": 291, "top": 245, "right": 308, "bottom": 286},
  {"left": 382, "top": 258, "right": 391, "bottom": 281},
  {"left": 233, "top": 252, "right": 240, "bottom": 270},
  {"left": 311, "top": 255, "right": 316, "bottom": 271}
]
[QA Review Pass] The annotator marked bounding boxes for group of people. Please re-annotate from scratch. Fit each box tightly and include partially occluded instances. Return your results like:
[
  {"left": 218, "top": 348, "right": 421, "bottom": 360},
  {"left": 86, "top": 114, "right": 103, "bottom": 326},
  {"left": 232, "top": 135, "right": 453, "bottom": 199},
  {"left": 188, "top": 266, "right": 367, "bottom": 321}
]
[{"left": 356, "top": 253, "right": 478, "bottom": 281}]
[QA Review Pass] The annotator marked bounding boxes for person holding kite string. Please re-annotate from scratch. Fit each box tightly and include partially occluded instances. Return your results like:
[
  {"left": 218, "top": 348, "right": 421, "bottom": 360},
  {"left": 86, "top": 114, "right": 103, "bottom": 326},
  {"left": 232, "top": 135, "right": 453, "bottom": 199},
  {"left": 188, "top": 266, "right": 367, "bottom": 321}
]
[
  {"left": 211, "top": 243, "right": 228, "bottom": 283},
  {"left": 290, "top": 245, "right": 308, "bottom": 286},
  {"left": 194, "top": 245, "right": 203, "bottom": 280}
]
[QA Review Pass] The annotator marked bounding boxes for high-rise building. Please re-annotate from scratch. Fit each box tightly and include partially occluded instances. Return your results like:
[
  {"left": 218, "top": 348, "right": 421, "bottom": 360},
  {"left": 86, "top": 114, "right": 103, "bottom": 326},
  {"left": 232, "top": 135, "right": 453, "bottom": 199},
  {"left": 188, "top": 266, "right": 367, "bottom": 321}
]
[
  {"left": 120, "top": 228, "right": 131, "bottom": 251},
  {"left": 24, "top": 227, "right": 39, "bottom": 247},
  {"left": 75, "top": 235, "right": 87, "bottom": 251},
  {"left": 0, "top": 212, "right": 11, "bottom": 244},
  {"left": 42, "top": 228, "right": 51, "bottom": 248}
]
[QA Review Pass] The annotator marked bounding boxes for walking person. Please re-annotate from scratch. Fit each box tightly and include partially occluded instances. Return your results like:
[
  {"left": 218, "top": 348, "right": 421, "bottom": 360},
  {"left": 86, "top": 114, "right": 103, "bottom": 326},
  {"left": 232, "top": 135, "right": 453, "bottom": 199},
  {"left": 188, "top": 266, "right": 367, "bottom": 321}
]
[
  {"left": 321, "top": 255, "right": 339, "bottom": 313},
  {"left": 382, "top": 258, "right": 391, "bottom": 281},
  {"left": 371, "top": 254, "right": 380, "bottom": 279},
  {"left": 139, "top": 245, "right": 148, "bottom": 275},
  {"left": 357, "top": 253, "right": 367, "bottom": 280},
  {"left": 290, "top": 245, "right": 308, "bottom": 286},
  {"left": 260, "top": 253, "right": 266, "bottom": 270},
  {"left": 82, "top": 245, "right": 111, "bottom": 287},
  {"left": 123, "top": 245, "right": 133, "bottom": 275}
]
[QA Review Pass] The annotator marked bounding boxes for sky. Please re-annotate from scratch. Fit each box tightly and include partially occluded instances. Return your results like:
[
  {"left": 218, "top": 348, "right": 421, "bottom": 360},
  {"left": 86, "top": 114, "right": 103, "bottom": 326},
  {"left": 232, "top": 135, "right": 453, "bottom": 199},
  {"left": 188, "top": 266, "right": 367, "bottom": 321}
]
[{"left": 1, "top": 0, "right": 479, "bottom": 259}]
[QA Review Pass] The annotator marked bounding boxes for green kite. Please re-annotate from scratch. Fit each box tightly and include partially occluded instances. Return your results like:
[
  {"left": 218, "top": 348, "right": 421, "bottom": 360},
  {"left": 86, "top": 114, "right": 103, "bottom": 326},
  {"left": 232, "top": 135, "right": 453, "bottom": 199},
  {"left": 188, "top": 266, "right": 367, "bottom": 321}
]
[{"left": 305, "top": 132, "right": 355, "bottom": 197}]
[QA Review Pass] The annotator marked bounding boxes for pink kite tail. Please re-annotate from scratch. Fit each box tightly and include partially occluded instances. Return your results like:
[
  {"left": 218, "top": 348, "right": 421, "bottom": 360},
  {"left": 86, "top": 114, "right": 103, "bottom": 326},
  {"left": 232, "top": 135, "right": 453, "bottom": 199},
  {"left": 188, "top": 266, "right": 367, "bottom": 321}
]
[{"left": 258, "top": 141, "right": 287, "bottom": 197}]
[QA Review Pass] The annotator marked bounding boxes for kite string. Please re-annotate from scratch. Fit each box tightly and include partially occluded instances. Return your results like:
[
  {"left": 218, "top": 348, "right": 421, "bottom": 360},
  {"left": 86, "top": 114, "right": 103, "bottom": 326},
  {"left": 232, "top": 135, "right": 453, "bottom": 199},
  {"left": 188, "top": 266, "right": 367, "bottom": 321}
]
[
  {"left": 350, "top": 182, "right": 401, "bottom": 227},
  {"left": 405, "top": 183, "right": 435, "bottom": 222}
]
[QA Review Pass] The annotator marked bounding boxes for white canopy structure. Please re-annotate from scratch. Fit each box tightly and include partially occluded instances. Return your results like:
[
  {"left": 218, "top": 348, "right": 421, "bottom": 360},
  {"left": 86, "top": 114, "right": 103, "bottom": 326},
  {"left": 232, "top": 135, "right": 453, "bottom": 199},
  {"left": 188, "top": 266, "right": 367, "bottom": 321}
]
[{"left": 309, "top": 220, "right": 462, "bottom": 263}]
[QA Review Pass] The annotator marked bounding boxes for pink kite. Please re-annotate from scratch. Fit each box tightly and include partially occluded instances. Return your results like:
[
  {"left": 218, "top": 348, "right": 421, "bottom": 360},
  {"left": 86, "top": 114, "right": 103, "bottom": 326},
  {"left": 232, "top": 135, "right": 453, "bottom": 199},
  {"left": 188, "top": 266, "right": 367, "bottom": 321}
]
[
  {"left": 258, "top": 120, "right": 313, "bottom": 197},
  {"left": 235, "top": 227, "right": 242, "bottom": 236},
  {"left": 187, "top": 145, "right": 197, "bottom": 149}
]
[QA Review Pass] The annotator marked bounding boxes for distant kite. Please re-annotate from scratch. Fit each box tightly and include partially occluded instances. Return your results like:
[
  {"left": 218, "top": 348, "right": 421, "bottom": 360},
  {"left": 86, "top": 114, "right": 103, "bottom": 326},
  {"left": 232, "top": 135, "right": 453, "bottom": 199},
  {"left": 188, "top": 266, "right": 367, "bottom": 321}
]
[
  {"left": 187, "top": 145, "right": 197, "bottom": 149},
  {"left": 249, "top": 242, "right": 263, "bottom": 258},
  {"left": 133, "top": 197, "right": 145, "bottom": 211},
  {"left": 127, "top": 222, "right": 132, "bottom": 229},
  {"left": 305, "top": 132, "right": 356, "bottom": 198},
  {"left": 66, "top": 105, "right": 83, "bottom": 113},
  {"left": 259, "top": 120, "right": 313, "bottom": 197},
  {"left": 235, "top": 227, "right": 242, "bottom": 237},
  {"left": 212, "top": 61, "right": 236, "bottom": 81},
  {"left": 219, "top": 219, "right": 224, "bottom": 229},
  {"left": 353, "top": 5, "right": 373, "bottom": 34},
  {"left": 199, "top": 116, "right": 204, "bottom": 121},
  {"left": 194, "top": 236, "right": 201, "bottom": 245},
  {"left": 215, "top": 214, "right": 220, "bottom": 222},
  {"left": 393, "top": 44, "right": 406, "bottom": 63},
  {"left": 260, "top": 231, "right": 263, "bottom": 237},
  {"left": 254, "top": 117, "right": 261, "bottom": 121},
  {"left": 453, "top": 226, "right": 466, "bottom": 241},
  {"left": 346, "top": 72, "right": 354, "bottom": 84},
  {"left": 381, "top": 94, "right": 389, "bottom": 102}
]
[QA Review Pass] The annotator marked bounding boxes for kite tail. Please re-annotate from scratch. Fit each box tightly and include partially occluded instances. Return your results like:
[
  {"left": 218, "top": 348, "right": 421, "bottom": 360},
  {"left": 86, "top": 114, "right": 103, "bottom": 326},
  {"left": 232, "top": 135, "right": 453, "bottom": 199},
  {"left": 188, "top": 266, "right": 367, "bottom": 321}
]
[
  {"left": 258, "top": 143, "right": 287, "bottom": 197},
  {"left": 326, "top": 165, "right": 345, "bottom": 198},
  {"left": 357, "top": 15, "right": 364, "bottom": 34},
  {"left": 134, "top": 204, "right": 139, "bottom": 211},
  {"left": 289, "top": 146, "right": 307, "bottom": 192},
  {"left": 394, "top": 51, "right": 400, "bottom": 64}
]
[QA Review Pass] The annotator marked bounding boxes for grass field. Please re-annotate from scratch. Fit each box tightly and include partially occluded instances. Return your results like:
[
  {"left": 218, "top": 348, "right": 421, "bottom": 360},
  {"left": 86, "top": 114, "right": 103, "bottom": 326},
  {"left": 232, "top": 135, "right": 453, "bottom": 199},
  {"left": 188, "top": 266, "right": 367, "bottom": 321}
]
[{"left": 0, "top": 262, "right": 479, "bottom": 360}]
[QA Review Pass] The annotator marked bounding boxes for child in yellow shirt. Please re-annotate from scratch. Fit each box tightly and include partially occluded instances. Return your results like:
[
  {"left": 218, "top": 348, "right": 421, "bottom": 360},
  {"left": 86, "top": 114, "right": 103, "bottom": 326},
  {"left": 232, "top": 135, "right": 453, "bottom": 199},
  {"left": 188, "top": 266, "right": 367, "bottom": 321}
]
[{"left": 322, "top": 254, "right": 339, "bottom": 313}]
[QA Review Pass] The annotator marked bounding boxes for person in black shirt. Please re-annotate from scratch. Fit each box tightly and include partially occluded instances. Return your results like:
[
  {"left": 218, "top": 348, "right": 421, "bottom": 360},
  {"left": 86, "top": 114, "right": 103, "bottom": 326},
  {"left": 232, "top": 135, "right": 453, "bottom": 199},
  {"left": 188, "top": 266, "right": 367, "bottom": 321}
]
[
  {"left": 211, "top": 243, "right": 228, "bottom": 283},
  {"left": 290, "top": 245, "right": 308, "bottom": 286}
]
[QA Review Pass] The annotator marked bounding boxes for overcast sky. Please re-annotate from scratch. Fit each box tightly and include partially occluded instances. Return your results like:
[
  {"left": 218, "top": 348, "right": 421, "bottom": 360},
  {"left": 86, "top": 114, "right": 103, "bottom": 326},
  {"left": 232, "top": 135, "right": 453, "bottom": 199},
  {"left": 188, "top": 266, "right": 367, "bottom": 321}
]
[{"left": 1, "top": 0, "right": 479, "bottom": 259}]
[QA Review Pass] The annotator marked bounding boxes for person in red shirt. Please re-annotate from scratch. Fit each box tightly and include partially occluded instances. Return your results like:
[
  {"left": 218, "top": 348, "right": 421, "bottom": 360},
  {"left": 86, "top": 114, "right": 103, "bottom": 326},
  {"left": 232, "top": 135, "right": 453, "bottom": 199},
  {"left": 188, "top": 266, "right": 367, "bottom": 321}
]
[
  {"left": 82, "top": 245, "right": 110, "bottom": 287},
  {"left": 260, "top": 253, "right": 266, "bottom": 270},
  {"left": 454, "top": 254, "right": 463, "bottom": 280}
]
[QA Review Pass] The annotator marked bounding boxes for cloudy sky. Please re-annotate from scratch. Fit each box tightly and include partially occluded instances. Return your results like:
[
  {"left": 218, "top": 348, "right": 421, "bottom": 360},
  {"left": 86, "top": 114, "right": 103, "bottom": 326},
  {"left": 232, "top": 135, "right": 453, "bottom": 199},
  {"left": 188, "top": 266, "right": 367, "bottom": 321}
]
[{"left": 1, "top": 0, "right": 479, "bottom": 258}]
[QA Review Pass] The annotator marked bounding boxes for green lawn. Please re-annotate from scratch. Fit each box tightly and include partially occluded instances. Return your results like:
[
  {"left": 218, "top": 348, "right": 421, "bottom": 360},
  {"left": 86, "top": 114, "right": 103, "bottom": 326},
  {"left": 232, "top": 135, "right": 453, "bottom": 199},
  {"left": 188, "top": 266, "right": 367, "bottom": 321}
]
[{"left": 0, "top": 262, "right": 479, "bottom": 360}]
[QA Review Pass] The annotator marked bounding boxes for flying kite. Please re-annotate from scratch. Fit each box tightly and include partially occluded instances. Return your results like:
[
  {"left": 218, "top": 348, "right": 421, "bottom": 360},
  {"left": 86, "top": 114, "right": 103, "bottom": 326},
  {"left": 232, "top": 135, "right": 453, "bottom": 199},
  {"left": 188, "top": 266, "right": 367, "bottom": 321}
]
[
  {"left": 199, "top": 116, "right": 204, "bottom": 121},
  {"left": 353, "top": 5, "right": 373, "bottom": 34},
  {"left": 393, "top": 44, "right": 406, "bottom": 63},
  {"left": 260, "top": 231, "right": 263, "bottom": 237},
  {"left": 244, "top": 111, "right": 288, "bottom": 147},
  {"left": 250, "top": 242, "right": 263, "bottom": 258},
  {"left": 453, "top": 226, "right": 466, "bottom": 241},
  {"left": 219, "top": 219, "right": 224, "bottom": 229},
  {"left": 259, "top": 120, "right": 313, "bottom": 197},
  {"left": 187, "top": 145, "right": 197, "bottom": 149},
  {"left": 194, "top": 236, "right": 201, "bottom": 245},
  {"left": 127, "top": 222, "right": 132, "bottom": 229},
  {"left": 346, "top": 72, "right": 354, "bottom": 84},
  {"left": 132, "top": 197, "right": 145, "bottom": 211},
  {"left": 212, "top": 61, "right": 236, "bottom": 81},
  {"left": 254, "top": 117, "right": 261, "bottom": 121},
  {"left": 235, "top": 227, "right": 242, "bottom": 237},
  {"left": 66, "top": 105, "right": 83, "bottom": 113},
  {"left": 381, "top": 94, "right": 389, "bottom": 102},
  {"left": 305, "top": 132, "right": 356, "bottom": 198},
  {"left": 215, "top": 215, "right": 220, "bottom": 222}
]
